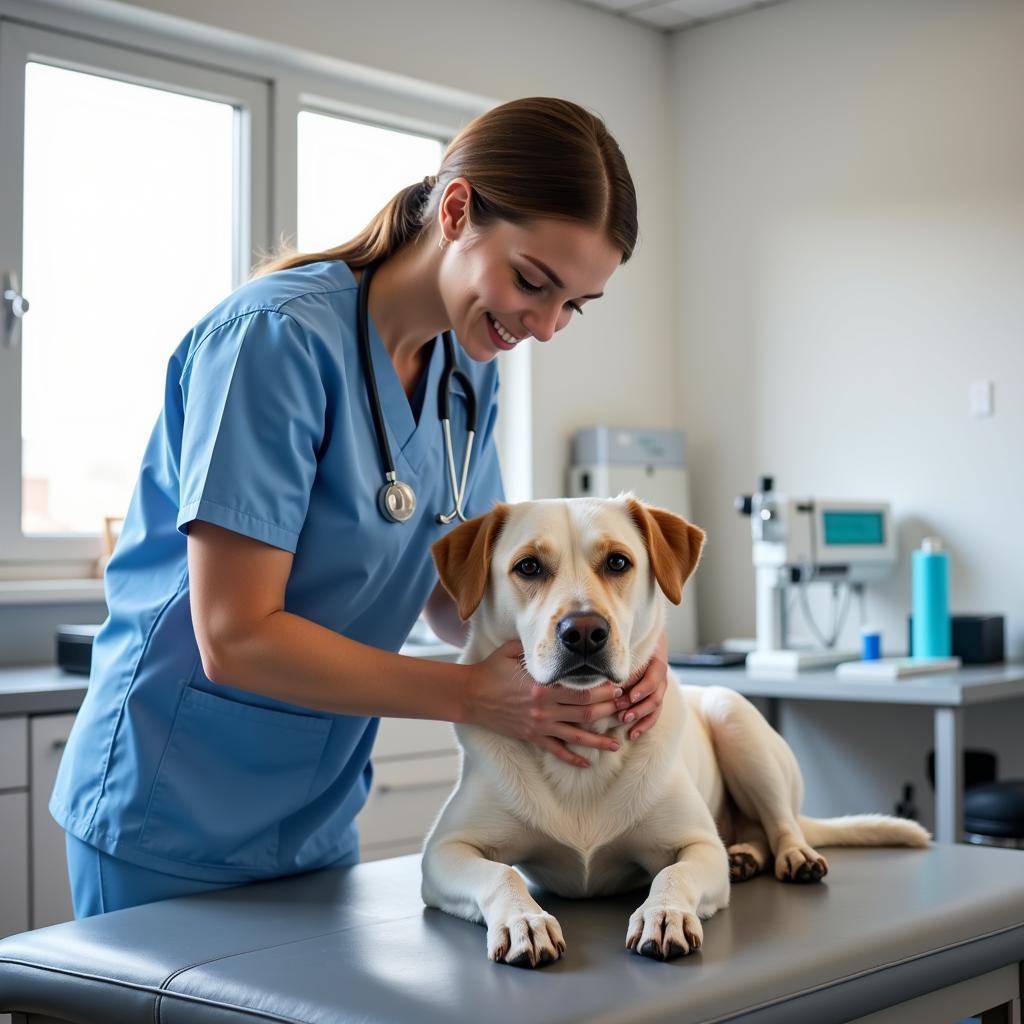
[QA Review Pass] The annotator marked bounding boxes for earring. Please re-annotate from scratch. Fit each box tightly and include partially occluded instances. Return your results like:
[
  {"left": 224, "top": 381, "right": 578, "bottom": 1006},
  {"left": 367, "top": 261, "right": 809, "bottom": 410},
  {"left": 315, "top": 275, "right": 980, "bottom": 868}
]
[{"left": 438, "top": 237, "right": 448, "bottom": 250}]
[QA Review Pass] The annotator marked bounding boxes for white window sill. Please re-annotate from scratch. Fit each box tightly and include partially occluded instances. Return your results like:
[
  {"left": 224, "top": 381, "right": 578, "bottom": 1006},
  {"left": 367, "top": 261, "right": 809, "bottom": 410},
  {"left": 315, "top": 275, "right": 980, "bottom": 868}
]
[{"left": 0, "top": 579, "right": 106, "bottom": 605}]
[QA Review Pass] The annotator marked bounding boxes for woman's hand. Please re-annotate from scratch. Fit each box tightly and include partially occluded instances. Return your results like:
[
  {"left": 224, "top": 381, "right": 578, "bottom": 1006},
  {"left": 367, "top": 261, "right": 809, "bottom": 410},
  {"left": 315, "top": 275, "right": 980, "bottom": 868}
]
[
  {"left": 615, "top": 631, "right": 669, "bottom": 740},
  {"left": 465, "top": 641, "right": 625, "bottom": 769}
]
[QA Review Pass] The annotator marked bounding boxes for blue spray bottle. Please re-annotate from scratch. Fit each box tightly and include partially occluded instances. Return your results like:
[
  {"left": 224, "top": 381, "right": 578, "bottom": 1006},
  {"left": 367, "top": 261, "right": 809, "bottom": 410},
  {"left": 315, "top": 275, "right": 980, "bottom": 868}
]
[{"left": 911, "top": 537, "right": 951, "bottom": 659}]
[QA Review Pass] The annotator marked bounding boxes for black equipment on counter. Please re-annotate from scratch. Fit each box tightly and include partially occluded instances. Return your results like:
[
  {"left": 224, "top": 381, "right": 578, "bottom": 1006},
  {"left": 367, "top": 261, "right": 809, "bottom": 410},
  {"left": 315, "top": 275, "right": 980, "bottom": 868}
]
[{"left": 55, "top": 624, "right": 102, "bottom": 675}]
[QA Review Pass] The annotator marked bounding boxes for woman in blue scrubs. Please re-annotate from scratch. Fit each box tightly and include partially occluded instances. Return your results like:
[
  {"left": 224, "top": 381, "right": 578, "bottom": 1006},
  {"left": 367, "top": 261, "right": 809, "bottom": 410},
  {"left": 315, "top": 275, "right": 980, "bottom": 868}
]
[{"left": 51, "top": 97, "right": 668, "bottom": 917}]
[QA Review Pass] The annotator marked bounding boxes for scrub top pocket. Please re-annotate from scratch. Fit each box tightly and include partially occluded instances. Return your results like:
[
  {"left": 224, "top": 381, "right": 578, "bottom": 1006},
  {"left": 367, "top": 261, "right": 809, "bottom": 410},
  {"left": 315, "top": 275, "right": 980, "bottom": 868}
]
[{"left": 139, "top": 684, "right": 331, "bottom": 871}]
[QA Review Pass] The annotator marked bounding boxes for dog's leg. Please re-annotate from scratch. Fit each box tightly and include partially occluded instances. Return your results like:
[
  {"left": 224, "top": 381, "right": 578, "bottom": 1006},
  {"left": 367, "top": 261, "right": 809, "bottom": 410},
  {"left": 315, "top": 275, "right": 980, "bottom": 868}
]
[
  {"left": 726, "top": 814, "right": 771, "bottom": 882},
  {"left": 627, "top": 832, "right": 730, "bottom": 960},
  {"left": 628, "top": 782, "right": 731, "bottom": 962},
  {"left": 422, "top": 838, "right": 564, "bottom": 968},
  {"left": 701, "top": 686, "right": 828, "bottom": 883}
]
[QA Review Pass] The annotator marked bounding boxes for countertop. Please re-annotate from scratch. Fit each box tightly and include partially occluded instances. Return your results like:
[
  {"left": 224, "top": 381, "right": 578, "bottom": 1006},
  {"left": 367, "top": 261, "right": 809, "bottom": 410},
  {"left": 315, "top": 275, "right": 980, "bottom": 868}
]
[
  {"left": 668, "top": 661, "right": 1024, "bottom": 706},
  {"left": 0, "top": 665, "right": 88, "bottom": 717}
]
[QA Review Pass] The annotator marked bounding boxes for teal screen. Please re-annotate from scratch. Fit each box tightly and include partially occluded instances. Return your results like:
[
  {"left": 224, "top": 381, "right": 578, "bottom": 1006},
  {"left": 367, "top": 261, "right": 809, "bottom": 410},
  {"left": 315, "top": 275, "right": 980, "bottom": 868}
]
[{"left": 822, "top": 511, "right": 885, "bottom": 545}]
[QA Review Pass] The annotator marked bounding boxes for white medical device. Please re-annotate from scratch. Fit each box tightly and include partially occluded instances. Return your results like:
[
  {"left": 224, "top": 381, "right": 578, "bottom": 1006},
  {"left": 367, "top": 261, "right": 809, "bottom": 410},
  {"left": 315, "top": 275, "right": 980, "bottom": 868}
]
[
  {"left": 568, "top": 427, "right": 698, "bottom": 658},
  {"left": 736, "top": 476, "right": 896, "bottom": 672}
]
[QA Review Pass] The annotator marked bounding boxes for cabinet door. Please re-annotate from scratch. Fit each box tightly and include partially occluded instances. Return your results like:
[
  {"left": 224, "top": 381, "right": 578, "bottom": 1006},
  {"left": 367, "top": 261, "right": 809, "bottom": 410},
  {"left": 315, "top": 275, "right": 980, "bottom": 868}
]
[
  {"left": 30, "top": 713, "right": 76, "bottom": 928},
  {"left": 0, "top": 717, "right": 27, "bottom": 789},
  {"left": 0, "top": 792, "right": 29, "bottom": 938}
]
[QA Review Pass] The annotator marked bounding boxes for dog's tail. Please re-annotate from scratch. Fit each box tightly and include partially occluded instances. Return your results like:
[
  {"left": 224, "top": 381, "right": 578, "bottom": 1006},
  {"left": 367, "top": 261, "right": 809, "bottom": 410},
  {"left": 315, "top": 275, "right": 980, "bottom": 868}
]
[{"left": 799, "top": 814, "right": 931, "bottom": 848}]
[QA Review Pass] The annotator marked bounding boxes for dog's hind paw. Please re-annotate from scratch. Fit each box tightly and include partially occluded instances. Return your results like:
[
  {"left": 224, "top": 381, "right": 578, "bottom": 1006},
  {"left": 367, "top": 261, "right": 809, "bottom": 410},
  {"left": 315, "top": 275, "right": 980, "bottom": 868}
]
[
  {"left": 775, "top": 846, "right": 828, "bottom": 883},
  {"left": 728, "top": 849, "right": 761, "bottom": 882}
]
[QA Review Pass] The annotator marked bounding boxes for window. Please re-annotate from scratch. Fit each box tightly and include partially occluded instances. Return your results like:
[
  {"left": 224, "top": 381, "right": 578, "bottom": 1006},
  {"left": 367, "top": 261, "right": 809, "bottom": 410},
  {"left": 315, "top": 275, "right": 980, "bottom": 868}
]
[
  {"left": 21, "top": 63, "right": 235, "bottom": 536},
  {"left": 297, "top": 111, "right": 442, "bottom": 253},
  {"left": 0, "top": 21, "right": 268, "bottom": 565}
]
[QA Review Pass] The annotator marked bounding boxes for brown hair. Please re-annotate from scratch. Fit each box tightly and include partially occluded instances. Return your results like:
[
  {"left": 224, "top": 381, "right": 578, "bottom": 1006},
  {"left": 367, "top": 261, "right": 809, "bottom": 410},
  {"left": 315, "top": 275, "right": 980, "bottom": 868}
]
[{"left": 253, "top": 97, "right": 637, "bottom": 277}]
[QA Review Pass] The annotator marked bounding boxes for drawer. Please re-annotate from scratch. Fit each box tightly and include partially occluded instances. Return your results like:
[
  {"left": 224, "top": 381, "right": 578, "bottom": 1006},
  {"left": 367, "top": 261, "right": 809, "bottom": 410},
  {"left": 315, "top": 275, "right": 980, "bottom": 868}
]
[
  {"left": 0, "top": 717, "right": 28, "bottom": 790},
  {"left": 374, "top": 717, "right": 458, "bottom": 760},
  {"left": 358, "top": 753, "right": 460, "bottom": 849}
]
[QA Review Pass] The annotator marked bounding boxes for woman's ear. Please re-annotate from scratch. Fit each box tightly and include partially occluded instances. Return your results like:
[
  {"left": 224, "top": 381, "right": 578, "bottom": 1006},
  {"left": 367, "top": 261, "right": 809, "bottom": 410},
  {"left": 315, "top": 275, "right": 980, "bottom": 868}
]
[
  {"left": 431, "top": 503, "right": 510, "bottom": 621},
  {"left": 625, "top": 497, "right": 705, "bottom": 605},
  {"left": 438, "top": 177, "right": 473, "bottom": 242}
]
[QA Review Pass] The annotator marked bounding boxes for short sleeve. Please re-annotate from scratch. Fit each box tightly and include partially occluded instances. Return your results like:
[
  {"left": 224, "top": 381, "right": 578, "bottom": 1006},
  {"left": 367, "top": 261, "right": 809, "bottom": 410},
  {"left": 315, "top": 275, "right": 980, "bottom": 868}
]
[
  {"left": 462, "top": 369, "right": 505, "bottom": 520},
  {"left": 176, "top": 310, "right": 326, "bottom": 553}
]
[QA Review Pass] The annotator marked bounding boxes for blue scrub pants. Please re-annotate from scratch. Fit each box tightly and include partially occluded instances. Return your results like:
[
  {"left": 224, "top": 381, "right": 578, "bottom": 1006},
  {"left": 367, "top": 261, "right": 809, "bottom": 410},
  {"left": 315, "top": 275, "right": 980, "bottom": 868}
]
[{"left": 65, "top": 833, "right": 241, "bottom": 918}]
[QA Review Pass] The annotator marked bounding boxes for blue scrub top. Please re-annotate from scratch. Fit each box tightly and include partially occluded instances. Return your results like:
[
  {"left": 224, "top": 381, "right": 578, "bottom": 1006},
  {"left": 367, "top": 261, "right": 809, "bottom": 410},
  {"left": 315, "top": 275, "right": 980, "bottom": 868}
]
[{"left": 50, "top": 259, "right": 504, "bottom": 884}]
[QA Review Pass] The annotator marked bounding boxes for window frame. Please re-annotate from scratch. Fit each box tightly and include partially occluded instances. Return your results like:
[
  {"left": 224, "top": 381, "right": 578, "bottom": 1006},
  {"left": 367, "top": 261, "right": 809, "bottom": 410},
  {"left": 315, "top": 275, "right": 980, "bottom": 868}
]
[{"left": 0, "top": 0, "right": 530, "bottom": 584}]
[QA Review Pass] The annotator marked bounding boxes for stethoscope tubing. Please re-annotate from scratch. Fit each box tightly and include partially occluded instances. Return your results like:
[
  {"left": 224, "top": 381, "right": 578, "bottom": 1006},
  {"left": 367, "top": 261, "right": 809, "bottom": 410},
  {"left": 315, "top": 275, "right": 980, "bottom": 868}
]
[{"left": 356, "top": 261, "right": 478, "bottom": 524}]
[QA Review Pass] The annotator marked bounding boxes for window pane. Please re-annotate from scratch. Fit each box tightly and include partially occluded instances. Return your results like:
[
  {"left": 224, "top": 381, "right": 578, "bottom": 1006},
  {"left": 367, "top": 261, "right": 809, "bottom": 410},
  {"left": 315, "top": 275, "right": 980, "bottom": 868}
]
[
  {"left": 21, "top": 62, "right": 235, "bottom": 535},
  {"left": 297, "top": 111, "right": 443, "bottom": 253}
]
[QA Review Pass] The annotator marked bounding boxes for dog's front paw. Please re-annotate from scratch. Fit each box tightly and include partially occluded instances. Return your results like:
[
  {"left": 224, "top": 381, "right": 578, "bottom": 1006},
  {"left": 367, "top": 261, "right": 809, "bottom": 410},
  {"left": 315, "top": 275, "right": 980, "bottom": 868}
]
[
  {"left": 626, "top": 903, "right": 702, "bottom": 960},
  {"left": 488, "top": 911, "right": 565, "bottom": 968}
]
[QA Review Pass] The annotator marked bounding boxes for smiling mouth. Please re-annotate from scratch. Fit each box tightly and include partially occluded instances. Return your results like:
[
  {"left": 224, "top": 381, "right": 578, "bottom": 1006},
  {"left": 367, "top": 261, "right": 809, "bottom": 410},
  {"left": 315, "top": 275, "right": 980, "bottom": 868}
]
[{"left": 487, "top": 312, "right": 522, "bottom": 345}]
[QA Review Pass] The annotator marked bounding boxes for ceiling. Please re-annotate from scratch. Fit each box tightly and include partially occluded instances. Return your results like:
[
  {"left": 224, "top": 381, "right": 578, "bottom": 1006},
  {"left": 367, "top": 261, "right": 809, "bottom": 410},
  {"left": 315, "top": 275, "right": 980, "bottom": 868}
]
[{"left": 565, "top": 0, "right": 787, "bottom": 32}]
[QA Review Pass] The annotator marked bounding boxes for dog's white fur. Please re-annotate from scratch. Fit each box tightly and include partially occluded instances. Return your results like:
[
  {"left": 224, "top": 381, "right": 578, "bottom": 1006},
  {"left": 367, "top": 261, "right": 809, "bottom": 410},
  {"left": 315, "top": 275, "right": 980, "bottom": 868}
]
[{"left": 421, "top": 496, "right": 930, "bottom": 967}]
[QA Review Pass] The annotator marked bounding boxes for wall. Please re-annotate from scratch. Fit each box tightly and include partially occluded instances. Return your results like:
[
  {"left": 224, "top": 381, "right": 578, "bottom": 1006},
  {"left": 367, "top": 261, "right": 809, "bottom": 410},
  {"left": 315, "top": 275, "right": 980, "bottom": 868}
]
[{"left": 671, "top": 0, "right": 1024, "bottom": 826}]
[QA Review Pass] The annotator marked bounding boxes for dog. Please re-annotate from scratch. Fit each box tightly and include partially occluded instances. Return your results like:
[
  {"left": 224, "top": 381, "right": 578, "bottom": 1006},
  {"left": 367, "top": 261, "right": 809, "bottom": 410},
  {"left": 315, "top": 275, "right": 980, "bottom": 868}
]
[{"left": 421, "top": 495, "right": 930, "bottom": 967}]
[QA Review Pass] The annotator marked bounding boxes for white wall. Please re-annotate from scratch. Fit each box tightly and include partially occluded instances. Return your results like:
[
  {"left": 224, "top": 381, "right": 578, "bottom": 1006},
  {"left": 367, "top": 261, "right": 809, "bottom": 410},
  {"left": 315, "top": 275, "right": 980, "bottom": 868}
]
[
  {"left": 110, "top": 0, "right": 680, "bottom": 501},
  {"left": 671, "top": 0, "right": 1024, "bottom": 826},
  {"left": 672, "top": 0, "right": 1024, "bottom": 658}
]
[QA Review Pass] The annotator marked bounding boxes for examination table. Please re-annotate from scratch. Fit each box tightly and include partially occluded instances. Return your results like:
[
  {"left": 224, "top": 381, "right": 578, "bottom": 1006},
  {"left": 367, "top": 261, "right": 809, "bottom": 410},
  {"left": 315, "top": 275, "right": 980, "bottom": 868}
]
[{"left": 1, "top": 845, "right": 1023, "bottom": 1024}]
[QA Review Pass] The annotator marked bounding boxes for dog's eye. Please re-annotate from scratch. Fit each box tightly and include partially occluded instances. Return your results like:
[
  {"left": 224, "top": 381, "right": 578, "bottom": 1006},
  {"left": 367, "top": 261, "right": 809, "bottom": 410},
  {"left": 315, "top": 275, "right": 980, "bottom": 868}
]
[
  {"left": 514, "top": 557, "right": 543, "bottom": 578},
  {"left": 606, "top": 553, "right": 631, "bottom": 573}
]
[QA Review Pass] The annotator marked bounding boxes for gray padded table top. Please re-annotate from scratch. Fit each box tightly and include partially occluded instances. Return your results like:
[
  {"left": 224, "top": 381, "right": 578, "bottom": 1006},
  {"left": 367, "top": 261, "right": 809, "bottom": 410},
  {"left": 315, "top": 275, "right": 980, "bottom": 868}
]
[{"left": 1, "top": 845, "right": 1023, "bottom": 1024}]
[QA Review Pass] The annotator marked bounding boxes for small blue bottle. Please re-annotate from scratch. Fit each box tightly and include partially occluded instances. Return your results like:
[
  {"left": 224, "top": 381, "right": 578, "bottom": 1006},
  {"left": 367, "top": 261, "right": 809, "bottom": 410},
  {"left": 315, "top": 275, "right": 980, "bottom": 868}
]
[{"left": 912, "top": 537, "right": 951, "bottom": 659}]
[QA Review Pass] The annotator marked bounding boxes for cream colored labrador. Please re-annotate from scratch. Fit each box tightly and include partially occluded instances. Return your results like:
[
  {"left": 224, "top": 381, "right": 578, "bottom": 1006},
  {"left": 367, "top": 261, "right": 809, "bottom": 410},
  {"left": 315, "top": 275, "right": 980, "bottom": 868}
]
[{"left": 421, "top": 496, "right": 929, "bottom": 967}]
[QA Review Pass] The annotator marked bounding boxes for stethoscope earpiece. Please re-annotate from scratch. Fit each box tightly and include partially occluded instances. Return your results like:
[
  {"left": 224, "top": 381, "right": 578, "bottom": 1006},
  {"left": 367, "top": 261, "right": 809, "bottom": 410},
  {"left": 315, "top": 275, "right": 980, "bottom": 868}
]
[{"left": 357, "top": 262, "right": 478, "bottom": 526}]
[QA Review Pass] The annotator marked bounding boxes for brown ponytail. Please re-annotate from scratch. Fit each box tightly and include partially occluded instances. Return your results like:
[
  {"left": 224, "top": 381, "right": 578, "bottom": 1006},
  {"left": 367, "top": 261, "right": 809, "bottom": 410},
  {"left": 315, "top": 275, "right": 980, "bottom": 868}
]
[{"left": 253, "top": 97, "right": 637, "bottom": 277}]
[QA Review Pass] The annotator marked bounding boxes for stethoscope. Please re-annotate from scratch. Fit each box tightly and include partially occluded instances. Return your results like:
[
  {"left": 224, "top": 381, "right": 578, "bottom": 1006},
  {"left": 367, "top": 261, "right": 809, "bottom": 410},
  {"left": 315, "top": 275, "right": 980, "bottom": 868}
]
[{"left": 357, "top": 262, "right": 477, "bottom": 525}]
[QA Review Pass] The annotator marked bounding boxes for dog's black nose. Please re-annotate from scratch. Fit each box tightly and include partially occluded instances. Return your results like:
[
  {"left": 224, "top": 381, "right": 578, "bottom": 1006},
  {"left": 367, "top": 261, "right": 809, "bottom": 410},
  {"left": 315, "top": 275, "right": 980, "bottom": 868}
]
[{"left": 556, "top": 613, "right": 610, "bottom": 657}]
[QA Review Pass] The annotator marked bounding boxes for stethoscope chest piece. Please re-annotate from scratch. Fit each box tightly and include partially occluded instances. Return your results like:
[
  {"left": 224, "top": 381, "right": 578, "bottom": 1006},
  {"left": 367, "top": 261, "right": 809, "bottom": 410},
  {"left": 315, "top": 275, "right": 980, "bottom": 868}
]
[{"left": 378, "top": 475, "right": 417, "bottom": 523}]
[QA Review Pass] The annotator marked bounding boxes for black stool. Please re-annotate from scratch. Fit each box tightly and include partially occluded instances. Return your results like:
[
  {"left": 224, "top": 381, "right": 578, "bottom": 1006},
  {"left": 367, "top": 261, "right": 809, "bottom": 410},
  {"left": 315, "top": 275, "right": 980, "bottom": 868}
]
[{"left": 963, "top": 780, "right": 1024, "bottom": 849}]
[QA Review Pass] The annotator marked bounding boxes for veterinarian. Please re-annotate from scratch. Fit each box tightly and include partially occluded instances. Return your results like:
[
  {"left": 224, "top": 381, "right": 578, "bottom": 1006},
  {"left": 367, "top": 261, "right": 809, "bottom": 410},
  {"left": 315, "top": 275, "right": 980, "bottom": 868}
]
[{"left": 51, "top": 97, "right": 666, "bottom": 918}]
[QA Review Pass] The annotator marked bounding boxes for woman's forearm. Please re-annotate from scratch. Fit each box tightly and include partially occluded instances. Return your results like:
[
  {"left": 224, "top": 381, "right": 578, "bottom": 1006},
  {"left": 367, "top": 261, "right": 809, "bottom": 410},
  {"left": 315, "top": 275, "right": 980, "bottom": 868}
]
[{"left": 208, "top": 608, "right": 471, "bottom": 722}]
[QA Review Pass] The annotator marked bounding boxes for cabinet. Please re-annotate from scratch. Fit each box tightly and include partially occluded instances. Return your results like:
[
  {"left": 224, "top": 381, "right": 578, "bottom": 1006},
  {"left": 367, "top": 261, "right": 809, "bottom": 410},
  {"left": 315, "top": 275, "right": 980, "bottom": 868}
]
[
  {"left": 0, "top": 712, "right": 74, "bottom": 941},
  {"left": 30, "top": 714, "right": 76, "bottom": 928},
  {"left": 0, "top": 717, "right": 28, "bottom": 939},
  {"left": 356, "top": 717, "right": 460, "bottom": 861}
]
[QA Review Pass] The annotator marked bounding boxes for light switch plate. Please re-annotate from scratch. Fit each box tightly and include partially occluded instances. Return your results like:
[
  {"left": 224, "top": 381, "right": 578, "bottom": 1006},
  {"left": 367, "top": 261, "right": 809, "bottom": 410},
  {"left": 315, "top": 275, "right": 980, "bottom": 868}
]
[{"left": 970, "top": 379, "right": 994, "bottom": 418}]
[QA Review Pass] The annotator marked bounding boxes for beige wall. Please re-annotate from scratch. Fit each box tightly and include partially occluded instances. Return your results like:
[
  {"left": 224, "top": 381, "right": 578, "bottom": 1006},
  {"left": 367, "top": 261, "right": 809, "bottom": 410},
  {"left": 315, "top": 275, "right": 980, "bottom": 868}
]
[{"left": 111, "top": 0, "right": 680, "bottom": 502}]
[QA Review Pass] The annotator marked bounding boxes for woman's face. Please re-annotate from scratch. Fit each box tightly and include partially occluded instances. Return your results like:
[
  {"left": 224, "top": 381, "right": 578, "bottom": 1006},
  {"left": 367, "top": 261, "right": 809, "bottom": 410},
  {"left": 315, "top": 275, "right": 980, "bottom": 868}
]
[{"left": 439, "top": 208, "right": 624, "bottom": 363}]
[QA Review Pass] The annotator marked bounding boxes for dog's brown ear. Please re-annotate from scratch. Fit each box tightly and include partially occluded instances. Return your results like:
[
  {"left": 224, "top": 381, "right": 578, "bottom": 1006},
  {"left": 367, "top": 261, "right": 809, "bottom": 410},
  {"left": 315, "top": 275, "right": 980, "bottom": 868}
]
[
  {"left": 431, "top": 503, "right": 511, "bottom": 621},
  {"left": 626, "top": 497, "right": 705, "bottom": 605}
]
